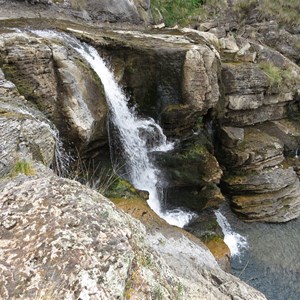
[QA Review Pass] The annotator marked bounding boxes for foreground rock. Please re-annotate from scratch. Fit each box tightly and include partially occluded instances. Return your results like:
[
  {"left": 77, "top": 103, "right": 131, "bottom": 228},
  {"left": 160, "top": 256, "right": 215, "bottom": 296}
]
[{"left": 0, "top": 171, "right": 267, "bottom": 300}]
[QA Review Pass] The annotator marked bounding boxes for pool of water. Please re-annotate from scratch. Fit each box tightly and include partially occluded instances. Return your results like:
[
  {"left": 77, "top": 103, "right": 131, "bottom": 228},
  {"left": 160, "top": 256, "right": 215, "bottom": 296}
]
[{"left": 220, "top": 204, "right": 300, "bottom": 300}]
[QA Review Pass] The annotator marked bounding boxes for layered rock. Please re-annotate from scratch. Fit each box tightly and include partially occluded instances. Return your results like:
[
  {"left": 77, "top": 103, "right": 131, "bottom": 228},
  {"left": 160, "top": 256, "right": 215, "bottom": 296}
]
[
  {"left": 212, "top": 15, "right": 300, "bottom": 222},
  {"left": 0, "top": 68, "right": 56, "bottom": 177},
  {"left": 0, "top": 31, "right": 108, "bottom": 149},
  {"left": 218, "top": 125, "right": 300, "bottom": 222}
]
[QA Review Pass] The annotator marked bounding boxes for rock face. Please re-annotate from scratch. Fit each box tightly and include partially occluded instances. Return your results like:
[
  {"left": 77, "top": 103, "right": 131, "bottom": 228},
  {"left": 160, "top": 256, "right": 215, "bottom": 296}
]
[
  {"left": 3, "top": 0, "right": 152, "bottom": 24},
  {"left": 0, "top": 68, "right": 56, "bottom": 177},
  {"left": 0, "top": 171, "right": 267, "bottom": 300},
  {"left": 2, "top": 13, "right": 300, "bottom": 224},
  {"left": 0, "top": 32, "right": 108, "bottom": 150}
]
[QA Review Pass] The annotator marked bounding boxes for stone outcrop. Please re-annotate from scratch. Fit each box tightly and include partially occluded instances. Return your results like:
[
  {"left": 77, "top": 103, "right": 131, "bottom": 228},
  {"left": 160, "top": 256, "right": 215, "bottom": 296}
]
[
  {"left": 0, "top": 68, "right": 56, "bottom": 177},
  {"left": 2, "top": 0, "right": 152, "bottom": 25},
  {"left": 0, "top": 170, "right": 267, "bottom": 300},
  {"left": 0, "top": 32, "right": 108, "bottom": 149}
]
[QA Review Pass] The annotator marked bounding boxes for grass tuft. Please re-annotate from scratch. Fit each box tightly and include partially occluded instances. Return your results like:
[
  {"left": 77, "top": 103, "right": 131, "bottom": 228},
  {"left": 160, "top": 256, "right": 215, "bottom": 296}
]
[
  {"left": 11, "top": 160, "right": 36, "bottom": 176},
  {"left": 259, "top": 61, "right": 283, "bottom": 89}
]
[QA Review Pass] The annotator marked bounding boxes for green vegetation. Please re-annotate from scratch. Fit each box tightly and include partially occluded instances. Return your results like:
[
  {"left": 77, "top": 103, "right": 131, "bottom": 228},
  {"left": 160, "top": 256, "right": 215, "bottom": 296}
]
[
  {"left": 235, "top": 0, "right": 300, "bottom": 26},
  {"left": 152, "top": 0, "right": 227, "bottom": 26},
  {"left": 11, "top": 160, "right": 36, "bottom": 176},
  {"left": 259, "top": 61, "right": 283, "bottom": 89},
  {"left": 259, "top": 61, "right": 299, "bottom": 91},
  {"left": 262, "top": 0, "right": 300, "bottom": 26}
]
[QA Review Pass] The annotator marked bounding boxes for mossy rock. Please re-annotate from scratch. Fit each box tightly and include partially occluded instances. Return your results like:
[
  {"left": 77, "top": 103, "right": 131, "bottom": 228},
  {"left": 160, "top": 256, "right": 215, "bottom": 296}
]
[
  {"left": 105, "top": 177, "right": 148, "bottom": 200},
  {"left": 157, "top": 136, "right": 221, "bottom": 187}
]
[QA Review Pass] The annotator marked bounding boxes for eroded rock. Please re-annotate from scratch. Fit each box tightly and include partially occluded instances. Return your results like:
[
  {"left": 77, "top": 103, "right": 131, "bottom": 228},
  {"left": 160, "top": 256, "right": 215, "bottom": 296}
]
[{"left": 0, "top": 172, "right": 267, "bottom": 300}]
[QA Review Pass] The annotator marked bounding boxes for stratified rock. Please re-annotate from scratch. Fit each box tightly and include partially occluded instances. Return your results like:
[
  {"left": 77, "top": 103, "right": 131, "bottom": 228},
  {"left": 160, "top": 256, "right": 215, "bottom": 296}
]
[
  {"left": 219, "top": 124, "right": 300, "bottom": 222},
  {"left": 0, "top": 68, "right": 56, "bottom": 176},
  {"left": 182, "top": 46, "right": 219, "bottom": 115},
  {"left": 0, "top": 32, "right": 108, "bottom": 147},
  {"left": 225, "top": 167, "right": 300, "bottom": 222},
  {"left": 219, "top": 127, "right": 284, "bottom": 171},
  {"left": 0, "top": 172, "right": 267, "bottom": 300}
]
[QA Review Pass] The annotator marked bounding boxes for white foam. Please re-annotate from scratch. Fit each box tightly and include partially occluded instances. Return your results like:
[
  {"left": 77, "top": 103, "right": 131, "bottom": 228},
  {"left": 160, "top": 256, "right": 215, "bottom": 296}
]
[{"left": 215, "top": 210, "right": 248, "bottom": 257}]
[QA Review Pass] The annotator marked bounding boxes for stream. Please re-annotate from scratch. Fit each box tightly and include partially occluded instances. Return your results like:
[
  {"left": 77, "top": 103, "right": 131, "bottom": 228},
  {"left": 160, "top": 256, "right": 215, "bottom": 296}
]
[{"left": 221, "top": 204, "right": 300, "bottom": 300}]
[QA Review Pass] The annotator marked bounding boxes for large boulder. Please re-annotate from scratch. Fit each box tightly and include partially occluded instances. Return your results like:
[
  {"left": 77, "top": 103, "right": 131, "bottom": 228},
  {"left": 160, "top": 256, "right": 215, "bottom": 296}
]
[{"left": 0, "top": 171, "right": 267, "bottom": 300}]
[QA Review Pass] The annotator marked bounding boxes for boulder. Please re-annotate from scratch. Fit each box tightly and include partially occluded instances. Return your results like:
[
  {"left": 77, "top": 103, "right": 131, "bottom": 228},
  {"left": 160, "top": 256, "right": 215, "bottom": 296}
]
[
  {"left": 0, "top": 172, "right": 267, "bottom": 300},
  {"left": 182, "top": 46, "right": 219, "bottom": 115}
]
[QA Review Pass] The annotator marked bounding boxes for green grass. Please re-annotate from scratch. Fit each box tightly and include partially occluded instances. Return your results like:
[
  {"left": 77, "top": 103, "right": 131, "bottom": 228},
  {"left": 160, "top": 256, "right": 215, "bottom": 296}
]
[
  {"left": 151, "top": 0, "right": 206, "bottom": 26},
  {"left": 11, "top": 160, "right": 36, "bottom": 176},
  {"left": 259, "top": 61, "right": 283, "bottom": 89},
  {"left": 262, "top": 0, "right": 300, "bottom": 26}
]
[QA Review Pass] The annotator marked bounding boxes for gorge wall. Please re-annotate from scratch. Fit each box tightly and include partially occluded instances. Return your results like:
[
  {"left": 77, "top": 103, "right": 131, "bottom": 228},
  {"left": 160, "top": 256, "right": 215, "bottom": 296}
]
[{"left": 1, "top": 0, "right": 300, "bottom": 299}]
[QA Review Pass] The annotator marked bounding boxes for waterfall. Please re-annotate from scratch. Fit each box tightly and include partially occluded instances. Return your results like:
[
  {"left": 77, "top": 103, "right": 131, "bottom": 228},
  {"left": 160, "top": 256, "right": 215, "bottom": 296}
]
[
  {"left": 33, "top": 30, "right": 196, "bottom": 227},
  {"left": 215, "top": 210, "right": 248, "bottom": 257}
]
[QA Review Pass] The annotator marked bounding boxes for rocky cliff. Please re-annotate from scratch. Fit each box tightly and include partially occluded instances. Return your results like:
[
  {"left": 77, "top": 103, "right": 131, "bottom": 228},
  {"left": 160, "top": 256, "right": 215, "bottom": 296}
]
[{"left": 0, "top": 0, "right": 300, "bottom": 299}]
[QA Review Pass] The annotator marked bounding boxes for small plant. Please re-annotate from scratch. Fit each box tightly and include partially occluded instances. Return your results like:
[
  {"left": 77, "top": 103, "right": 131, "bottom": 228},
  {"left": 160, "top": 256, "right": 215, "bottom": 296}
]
[
  {"left": 176, "top": 283, "right": 184, "bottom": 300},
  {"left": 11, "top": 160, "right": 35, "bottom": 176},
  {"left": 259, "top": 61, "right": 283, "bottom": 89},
  {"left": 70, "top": 151, "right": 122, "bottom": 196}
]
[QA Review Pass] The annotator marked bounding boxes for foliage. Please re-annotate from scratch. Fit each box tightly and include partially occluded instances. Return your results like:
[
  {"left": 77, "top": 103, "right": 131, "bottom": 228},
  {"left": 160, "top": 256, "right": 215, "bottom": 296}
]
[
  {"left": 11, "top": 160, "right": 36, "bottom": 176},
  {"left": 151, "top": 0, "right": 206, "bottom": 26},
  {"left": 71, "top": 154, "right": 119, "bottom": 196}
]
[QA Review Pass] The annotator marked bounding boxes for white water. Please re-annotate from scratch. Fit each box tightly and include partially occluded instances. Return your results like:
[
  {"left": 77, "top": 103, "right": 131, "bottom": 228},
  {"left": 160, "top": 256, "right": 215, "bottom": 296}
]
[
  {"left": 215, "top": 210, "right": 248, "bottom": 257},
  {"left": 33, "top": 30, "right": 196, "bottom": 227}
]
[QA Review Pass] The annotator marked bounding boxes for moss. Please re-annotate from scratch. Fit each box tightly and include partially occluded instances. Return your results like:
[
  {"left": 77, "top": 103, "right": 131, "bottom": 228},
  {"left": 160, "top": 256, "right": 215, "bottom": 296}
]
[
  {"left": 1, "top": 63, "right": 35, "bottom": 99},
  {"left": 105, "top": 177, "right": 143, "bottom": 199}
]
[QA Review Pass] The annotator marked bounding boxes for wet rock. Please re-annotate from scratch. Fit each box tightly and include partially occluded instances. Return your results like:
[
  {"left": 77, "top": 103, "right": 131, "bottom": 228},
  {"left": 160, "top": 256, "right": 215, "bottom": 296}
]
[{"left": 157, "top": 135, "right": 224, "bottom": 212}]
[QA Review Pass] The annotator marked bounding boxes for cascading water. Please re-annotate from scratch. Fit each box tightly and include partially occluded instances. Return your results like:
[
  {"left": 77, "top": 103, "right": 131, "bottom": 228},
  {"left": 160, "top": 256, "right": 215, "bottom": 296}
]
[
  {"left": 33, "top": 30, "right": 196, "bottom": 227},
  {"left": 215, "top": 210, "right": 248, "bottom": 257}
]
